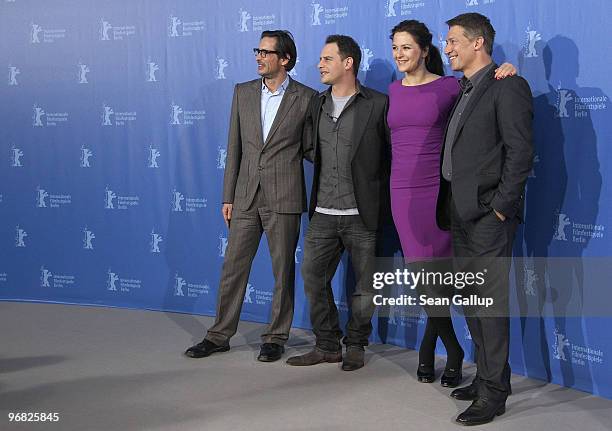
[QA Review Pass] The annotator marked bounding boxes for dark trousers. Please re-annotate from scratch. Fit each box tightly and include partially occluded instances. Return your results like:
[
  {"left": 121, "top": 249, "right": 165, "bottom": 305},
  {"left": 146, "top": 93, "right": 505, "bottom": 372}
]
[
  {"left": 301, "top": 212, "right": 377, "bottom": 352},
  {"left": 206, "top": 187, "right": 300, "bottom": 346},
  {"left": 451, "top": 199, "right": 518, "bottom": 402}
]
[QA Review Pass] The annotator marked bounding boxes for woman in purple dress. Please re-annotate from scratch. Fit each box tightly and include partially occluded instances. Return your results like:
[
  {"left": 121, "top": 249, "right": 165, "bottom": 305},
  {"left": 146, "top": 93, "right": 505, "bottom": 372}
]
[{"left": 387, "top": 20, "right": 515, "bottom": 387}]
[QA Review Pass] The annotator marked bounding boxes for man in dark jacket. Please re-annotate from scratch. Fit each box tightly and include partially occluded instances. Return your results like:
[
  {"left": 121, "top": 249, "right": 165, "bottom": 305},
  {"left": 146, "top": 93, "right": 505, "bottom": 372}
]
[
  {"left": 437, "top": 13, "right": 533, "bottom": 425},
  {"left": 286, "top": 35, "right": 391, "bottom": 372}
]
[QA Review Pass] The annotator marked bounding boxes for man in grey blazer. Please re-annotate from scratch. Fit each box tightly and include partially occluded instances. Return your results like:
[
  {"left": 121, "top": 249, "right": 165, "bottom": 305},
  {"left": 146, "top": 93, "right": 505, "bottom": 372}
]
[{"left": 185, "top": 30, "right": 316, "bottom": 362}]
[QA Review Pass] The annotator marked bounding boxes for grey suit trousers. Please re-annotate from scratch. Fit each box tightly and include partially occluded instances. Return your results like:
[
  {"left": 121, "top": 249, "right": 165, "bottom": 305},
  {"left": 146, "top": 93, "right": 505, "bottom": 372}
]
[{"left": 205, "top": 187, "right": 300, "bottom": 346}]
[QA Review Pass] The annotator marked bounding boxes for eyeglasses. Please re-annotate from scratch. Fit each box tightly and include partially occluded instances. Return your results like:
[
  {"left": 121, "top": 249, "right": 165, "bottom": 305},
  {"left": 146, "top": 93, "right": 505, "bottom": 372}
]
[{"left": 253, "top": 48, "right": 280, "bottom": 58}]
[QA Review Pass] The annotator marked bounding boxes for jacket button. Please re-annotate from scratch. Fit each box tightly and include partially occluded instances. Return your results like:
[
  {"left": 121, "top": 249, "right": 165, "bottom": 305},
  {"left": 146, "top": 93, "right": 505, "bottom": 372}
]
[{"left": 258, "top": 166, "right": 263, "bottom": 171}]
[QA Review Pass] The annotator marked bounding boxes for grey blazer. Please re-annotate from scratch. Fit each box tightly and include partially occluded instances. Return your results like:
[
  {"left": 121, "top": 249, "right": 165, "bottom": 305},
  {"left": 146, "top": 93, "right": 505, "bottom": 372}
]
[{"left": 223, "top": 77, "right": 317, "bottom": 214}]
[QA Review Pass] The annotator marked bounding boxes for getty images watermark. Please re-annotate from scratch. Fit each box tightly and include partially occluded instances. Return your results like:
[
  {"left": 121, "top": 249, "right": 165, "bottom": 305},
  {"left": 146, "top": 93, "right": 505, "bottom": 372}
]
[
  {"left": 368, "top": 257, "right": 612, "bottom": 318},
  {"left": 372, "top": 267, "right": 494, "bottom": 308}
]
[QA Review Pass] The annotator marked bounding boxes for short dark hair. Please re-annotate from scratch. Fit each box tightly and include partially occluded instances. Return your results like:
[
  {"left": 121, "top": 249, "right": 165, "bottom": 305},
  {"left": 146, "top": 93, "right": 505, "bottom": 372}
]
[
  {"left": 260, "top": 30, "right": 297, "bottom": 71},
  {"left": 446, "top": 13, "right": 495, "bottom": 56},
  {"left": 325, "top": 34, "right": 361, "bottom": 77},
  {"left": 390, "top": 20, "right": 445, "bottom": 76}
]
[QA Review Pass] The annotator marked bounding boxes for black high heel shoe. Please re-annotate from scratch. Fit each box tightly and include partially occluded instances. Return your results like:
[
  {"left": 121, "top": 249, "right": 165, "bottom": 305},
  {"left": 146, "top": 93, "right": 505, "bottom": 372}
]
[
  {"left": 440, "top": 367, "right": 463, "bottom": 388},
  {"left": 417, "top": 364, "right": 435, "bottom": 383},
  {"left": 441, "top": 352, "right": 464, "bottom": 388}
]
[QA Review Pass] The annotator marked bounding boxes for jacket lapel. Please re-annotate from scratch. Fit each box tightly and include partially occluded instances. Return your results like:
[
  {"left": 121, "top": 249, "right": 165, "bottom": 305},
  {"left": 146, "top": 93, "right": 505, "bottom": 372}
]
[
  {"left": 263, "top": 78, "right": 297, "bottom": 147},
  {"left": 350, "top": 95, "right": 373, "bottom": 161},
  {"left": 249, "top": 80, "right": 264, "bottom": 147},
  {"left": 313, "top": 95, "right": 324, "bottom": 160},
  {"left": 451, "top": 67, "right": 496, "bottom": 145}
]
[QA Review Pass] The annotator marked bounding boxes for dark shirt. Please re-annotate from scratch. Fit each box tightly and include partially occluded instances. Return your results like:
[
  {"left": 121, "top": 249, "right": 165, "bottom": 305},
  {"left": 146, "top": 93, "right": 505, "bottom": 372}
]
[
  {"left": 442, "top": 62, "right": 495, "bottom": 181},
  {"left": 316, "top": 88, "right": 360, "bottom": 211}
]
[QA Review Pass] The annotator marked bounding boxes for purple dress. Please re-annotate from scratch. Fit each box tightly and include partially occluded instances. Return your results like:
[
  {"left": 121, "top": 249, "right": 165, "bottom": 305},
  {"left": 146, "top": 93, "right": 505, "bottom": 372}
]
[{"left": 387, "top": 77, "right": 460, "bottom": 261}]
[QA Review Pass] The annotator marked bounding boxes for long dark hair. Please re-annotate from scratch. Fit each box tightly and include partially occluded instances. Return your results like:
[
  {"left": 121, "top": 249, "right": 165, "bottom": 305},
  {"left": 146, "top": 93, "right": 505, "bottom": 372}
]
[{"left": 389, "top": 20, "right": 444, "bottom": 76}]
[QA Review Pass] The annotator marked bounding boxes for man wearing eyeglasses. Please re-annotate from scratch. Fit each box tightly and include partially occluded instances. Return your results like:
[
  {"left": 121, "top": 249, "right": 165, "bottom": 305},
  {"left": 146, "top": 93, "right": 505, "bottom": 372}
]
[{"left": 185, "top": 30, "right": 316, "bottom": 362}]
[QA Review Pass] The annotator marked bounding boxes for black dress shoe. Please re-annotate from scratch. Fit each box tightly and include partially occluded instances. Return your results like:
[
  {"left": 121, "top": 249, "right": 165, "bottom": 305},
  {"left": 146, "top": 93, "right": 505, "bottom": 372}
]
[
  {"left": 450, "top": 383, "right": 478, "bottom": 401},
  {"left": 257, "top": 343, "right": 284, "bottom": 362},
  {"left": 455, "top": 397, "right": 505, "bottom": 426},
  {"left": 185, "top": 339, "right": 230, "bottom": 358},
  {"left": 440, "top": 367, "right": 462, "bottom": 388},
  {"left": 417, "top": 364, "right": 435, "bottom": 383}
]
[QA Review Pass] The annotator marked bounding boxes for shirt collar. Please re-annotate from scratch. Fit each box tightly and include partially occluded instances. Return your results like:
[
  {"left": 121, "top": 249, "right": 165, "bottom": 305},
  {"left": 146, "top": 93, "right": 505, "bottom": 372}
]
[
  {"left": 459, "top": 62, "right": 494, "bottom": 94},
  {"left": 262, "top": 75, "right": 290, "bottom": 94},
  {"left": 320, "top": 79, "right": 364, "bottom": 99}
]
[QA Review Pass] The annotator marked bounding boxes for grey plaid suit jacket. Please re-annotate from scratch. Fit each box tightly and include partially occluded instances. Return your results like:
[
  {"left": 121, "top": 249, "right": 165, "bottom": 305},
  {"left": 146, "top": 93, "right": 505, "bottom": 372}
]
[{"left": 222, "top": 77, "right": 316, "bottom": 214}]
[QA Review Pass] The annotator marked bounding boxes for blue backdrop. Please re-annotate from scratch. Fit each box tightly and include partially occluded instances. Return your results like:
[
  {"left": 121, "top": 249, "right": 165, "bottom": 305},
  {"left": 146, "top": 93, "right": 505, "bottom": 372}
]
[{"left": 1, "top": 0, "right": 611, "bottom": 398}]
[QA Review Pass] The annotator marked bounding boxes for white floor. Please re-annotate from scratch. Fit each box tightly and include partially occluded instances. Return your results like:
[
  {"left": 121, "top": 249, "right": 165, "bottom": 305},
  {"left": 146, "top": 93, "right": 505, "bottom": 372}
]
[{"left": 1, "top": 302, "right": 611, "bottom": 431}]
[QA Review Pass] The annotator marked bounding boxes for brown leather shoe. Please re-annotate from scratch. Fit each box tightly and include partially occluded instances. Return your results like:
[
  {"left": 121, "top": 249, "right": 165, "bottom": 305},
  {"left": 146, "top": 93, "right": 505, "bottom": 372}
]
[
  {"left": 286, "top": 347, "right": 342, "bottom": 366},
  {"left": 341, "top": 346, "right": 365, "bottom": 371}
]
